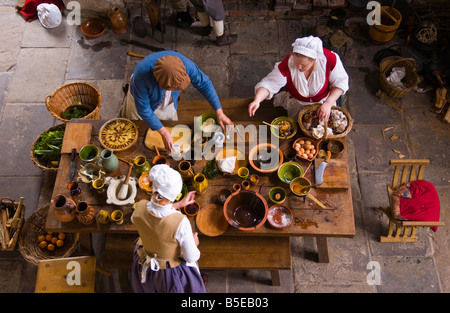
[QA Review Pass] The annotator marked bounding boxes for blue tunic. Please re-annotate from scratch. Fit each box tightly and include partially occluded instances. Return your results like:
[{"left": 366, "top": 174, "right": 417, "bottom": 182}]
[{"left": 130, "top": 51, "right": 222, "bottom": 131}]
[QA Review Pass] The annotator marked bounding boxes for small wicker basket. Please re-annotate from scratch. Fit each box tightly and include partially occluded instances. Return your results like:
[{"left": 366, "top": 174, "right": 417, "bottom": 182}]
[
  {"left": 298, "top": 104, "right": 353, "bottom": 139},
  {"left": 0, "top": 197, "right": 25, "bottom": 251},
  {"left": 18, "top": 204, "right": 79, "bottom": 266},
  {"left": 45, "top": 82, "right": 101, "bottom": 123},
  {"left": 30, "top": 124, "right": 66, "bottom": 171},
  {"left": 379, "top": 56, "right": 419, "bottom": 98}
]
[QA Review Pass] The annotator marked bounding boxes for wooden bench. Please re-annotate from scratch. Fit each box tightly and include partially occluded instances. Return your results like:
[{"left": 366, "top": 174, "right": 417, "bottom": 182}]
[{"left": 198, "top": 236, "right": 291, "bottom": 286}]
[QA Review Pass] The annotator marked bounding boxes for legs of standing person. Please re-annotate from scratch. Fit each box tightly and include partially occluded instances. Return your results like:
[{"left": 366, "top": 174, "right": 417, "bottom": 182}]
[{"left": 190, "top": 0, "right": 237, "bottom": 46}]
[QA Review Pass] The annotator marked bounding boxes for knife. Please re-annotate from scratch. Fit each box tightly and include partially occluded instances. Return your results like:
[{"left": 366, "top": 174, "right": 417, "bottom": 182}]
[
  {"left": 69, "top": 148, "right": 76, "bottom": 182},
  {"left": 315, "top": 151, "right": 331, "bottom": 185}
]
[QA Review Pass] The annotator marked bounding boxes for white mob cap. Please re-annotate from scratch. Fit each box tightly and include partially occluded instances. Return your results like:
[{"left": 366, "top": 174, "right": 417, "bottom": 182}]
[
  {"left": 37, "top": 3, "right": 62, "bottom": 29},
  {"left": 292, "top": 36, "right": 323, "bottom": 59},
  {"left": 148, "top": 164, "right": 183, "bottom": 202}
]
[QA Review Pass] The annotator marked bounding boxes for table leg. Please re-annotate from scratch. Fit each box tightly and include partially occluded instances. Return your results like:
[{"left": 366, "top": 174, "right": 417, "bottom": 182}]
[
  {"left": 270, "top": 270, "right": 281, "bottom": 286},
  {"left": 316, "top": 237, "right": 329, "bottom": 263}
]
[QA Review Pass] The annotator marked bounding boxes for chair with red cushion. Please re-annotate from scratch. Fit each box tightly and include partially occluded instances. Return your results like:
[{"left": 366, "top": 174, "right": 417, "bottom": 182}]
[{"left": 378, "top": 159, "right": 444, "bottom": 242}]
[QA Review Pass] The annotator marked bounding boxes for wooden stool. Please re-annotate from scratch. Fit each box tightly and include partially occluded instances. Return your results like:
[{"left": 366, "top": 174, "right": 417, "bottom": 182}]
[{"left": 35, "top": 256, "right": 98, "bottom": 293}]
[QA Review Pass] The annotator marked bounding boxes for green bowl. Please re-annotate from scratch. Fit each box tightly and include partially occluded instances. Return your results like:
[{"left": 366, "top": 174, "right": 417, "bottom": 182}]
[
  {"left": 174, "top": 184, "right": 188, "bottom": 203},
  {"left": 269, "top": 186, "right": 287, "bottom": 204},
  {"left": 270, "top": 116, "right": 297, "bottom": 139},
  {"left": 195, "top": 113, "right": 220, "bottom": 133},
  {"left": 277, "top": 161, "right": 303, "bottom": 184}
]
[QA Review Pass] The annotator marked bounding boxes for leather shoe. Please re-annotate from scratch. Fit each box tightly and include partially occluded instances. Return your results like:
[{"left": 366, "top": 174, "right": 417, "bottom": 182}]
[{"left": 216, "top": 34, "right": 237, "bottom": 46}]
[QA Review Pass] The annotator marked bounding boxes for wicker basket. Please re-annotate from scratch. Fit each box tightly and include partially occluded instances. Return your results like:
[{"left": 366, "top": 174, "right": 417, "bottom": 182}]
[
  {"left": 0, "top": 197, "right": 25, "bottom": 251},
  {"left": 30, "top": 124, "right": 66, "bottom": 171},
  {"left": 18, "top": 204, "right": 79, "bottom": 266},
  {"left": 45, "top": 82, "right": 101, "bottom": 123},
  {"left": 298, "top": 104, "right": 353, "bottom": 139},
  {"left": 379, "top": 56, "right": 419, "bottom": 98}
]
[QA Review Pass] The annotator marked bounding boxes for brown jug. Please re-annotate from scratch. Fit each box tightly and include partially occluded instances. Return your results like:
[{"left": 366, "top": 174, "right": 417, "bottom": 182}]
[
  {"left": 108, "top": 7, "right": 128, "bottom": 34},
  {"left": 50, "top": 194, "right": 76, "bottom": 223},
  {"left": 76, "top": 201, "right": 96, "bottom": 225}
]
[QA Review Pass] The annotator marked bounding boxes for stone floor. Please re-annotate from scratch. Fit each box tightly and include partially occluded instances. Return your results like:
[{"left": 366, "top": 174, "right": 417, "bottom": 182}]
[{"left": 0, "top": 2, "right": 449, "bottom": 293}]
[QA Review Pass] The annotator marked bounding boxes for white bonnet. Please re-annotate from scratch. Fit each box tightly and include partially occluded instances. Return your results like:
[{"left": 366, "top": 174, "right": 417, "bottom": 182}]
[
  {"left": 292, "top": 36, "right": 323, "bottom": 59},
  {"left": 37, "top": 3, "right": 62, "bottom": 29},
  {"left": 148, "top": 164, "right": 183, "bottom": 202}
]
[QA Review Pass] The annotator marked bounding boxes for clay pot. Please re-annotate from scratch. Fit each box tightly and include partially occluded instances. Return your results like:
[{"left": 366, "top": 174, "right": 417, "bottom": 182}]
[
  {"left": 223, "top": 190, "right": 268, "bottom": 231},
  {"left": 50, "top": 194, "right": 76, "bottom": 223},
  {"left": 108, "top": 7, "right": 128, "bottom": 34},
  {"left": 76, "top": 201, "right": 96, "bottom": 225}
]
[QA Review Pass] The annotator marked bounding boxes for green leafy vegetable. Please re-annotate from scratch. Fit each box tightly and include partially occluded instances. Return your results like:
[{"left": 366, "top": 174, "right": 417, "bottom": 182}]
[{"left": 33, "top": 129, "right": 65, "bottom": 168}]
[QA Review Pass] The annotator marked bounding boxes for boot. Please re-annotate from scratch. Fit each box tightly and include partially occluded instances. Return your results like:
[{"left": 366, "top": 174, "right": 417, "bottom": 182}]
[{"left": 216, "top": 33, "right": 237, "bottom": 46}]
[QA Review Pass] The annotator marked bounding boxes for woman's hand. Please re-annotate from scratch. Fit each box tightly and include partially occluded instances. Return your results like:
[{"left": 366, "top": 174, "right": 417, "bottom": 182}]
[
  {"left": 248, "top": 100, "right": 260, "bottom": 117},
  {"left": 172, "top": 190, "right": 196, "bottom": 210},
  {"left": 216, "top": 108, "right": 234, "bottom": 131},
  {"left": 317, "top": 101, "right": 333, "bottom": 122},
  {"left": 157, "top": 126, "right": 174, "bottom": 153},
  {"left": 193, "top": 232, "right": 199, "bottom": 246}
]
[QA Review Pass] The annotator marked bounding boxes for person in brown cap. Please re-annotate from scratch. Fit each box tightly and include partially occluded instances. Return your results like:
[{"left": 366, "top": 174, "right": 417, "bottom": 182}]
[{"left": 122, "top": 51, "right": 233, "bottom": 152}]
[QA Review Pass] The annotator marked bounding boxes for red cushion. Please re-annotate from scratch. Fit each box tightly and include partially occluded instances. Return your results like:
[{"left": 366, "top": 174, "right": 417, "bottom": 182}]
[{"left": 400, "top": 180, "right": 441, "bottom": 232}]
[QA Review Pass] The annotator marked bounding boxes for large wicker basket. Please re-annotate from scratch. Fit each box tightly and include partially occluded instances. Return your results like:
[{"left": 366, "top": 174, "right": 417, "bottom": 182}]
[
  {"left": 379, "top": 56, "right": 419, "bottom": 98},
  {"left": 45, "top": 82, "right": 101, "bottom": 123},
  {"left": 298, "top": 104, "right": 353, "bottom": 139},
  {"left": 30, "top": 123, "right": 66, "bottom": 171},
  {"left": 18, "top": 204, "right": 79, "bottom": 266}
]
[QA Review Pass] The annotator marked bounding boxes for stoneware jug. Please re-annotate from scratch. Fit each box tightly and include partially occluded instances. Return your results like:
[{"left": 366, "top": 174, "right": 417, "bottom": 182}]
[
  {"left": 108, "top": 7, "right": 128, "bottom": 34},
  {"left": 97, "top": 149, "right": 119, "bottom": 173},
  {"left": 192, "top": 173, "right": 208, "bottom": 194},
  {"left": 133, "top": 155, "right": 151, "bottom": 177},
  {"left": 50, "top": 194, "right": 76, "bottom": 223},
  {"left": 75, "top": 201, "right": 96, "bottom": 225}
]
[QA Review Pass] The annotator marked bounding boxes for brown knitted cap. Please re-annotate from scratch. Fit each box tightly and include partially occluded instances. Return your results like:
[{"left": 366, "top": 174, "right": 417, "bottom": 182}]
[{"left": 153, "top": 56, "right": 191, "bottom": 90}]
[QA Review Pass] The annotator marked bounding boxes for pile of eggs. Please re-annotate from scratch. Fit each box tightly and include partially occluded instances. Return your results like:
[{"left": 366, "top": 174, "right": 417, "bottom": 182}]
[{"left": 293, "top": 139, "right": 316, "bottom": 160}]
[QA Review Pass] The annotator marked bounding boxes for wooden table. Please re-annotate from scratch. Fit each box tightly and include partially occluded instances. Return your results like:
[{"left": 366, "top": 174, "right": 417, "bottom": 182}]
[{"left": 46, "top": 98, "right": 355, "bottom": 285}]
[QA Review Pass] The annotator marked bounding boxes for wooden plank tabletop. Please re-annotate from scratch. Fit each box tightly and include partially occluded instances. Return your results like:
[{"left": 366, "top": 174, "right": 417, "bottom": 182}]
[{"left": 46, "top": 98, "right": 355, "bottom": 239}]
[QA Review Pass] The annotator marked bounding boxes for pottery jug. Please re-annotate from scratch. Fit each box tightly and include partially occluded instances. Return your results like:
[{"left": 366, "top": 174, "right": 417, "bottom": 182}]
[
  {"left": 76, "top": 201, "right": 96, "bottom": 225},
  {"left": 192, "top": 173, "right": 208, "bottom": 194},
  {"left": 108, "top": 7, "right": 128, "bottom": 34},
  {"left": 97, "top": 149, "right": 119, "bottom": 173},
  {"left": 50, "top": 194, "right": 76, "bottom": 223},
  {"left": 178, "top": 160, "right": 195, "bottom": 181},
  {"left": 133, "top": 155, "right": 151, "bottom": 177}
]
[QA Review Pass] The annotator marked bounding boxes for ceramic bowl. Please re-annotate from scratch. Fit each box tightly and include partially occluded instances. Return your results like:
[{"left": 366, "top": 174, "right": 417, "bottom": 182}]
[
  {"left": 327, "top": 139, "right": 345, "bottom": 155},
  {"left": 248, "top": 143, "right": 284, "bottom": 175},
  {"left": 290, "top": 177, "right": 312, "bottom": 196},
  {"left": 269, "top": 186, "right": 287, "bottom": 204},
  {"left": 195, "top": 112, "right": 220, "bottom": 133},
  {"left": 217, "top": 189, "right": 232, "bottom": 205},
  {"left": 267, "top": 205, "right": 293, "bottom": 229},
  {"left": 81, "top": 18, "right": 106, "bottom": 38},
  {"left": 77, "top": 163, "right": 105, "bottom": 183},
  {"left": 277, "top": 161, "right": 303, "bottom": 184},
  {"left": 223, "top": 190, "right": 268, "bottom": 231},
  {"left": 270, "top": 116, "right": 297, "bottom": 139}
]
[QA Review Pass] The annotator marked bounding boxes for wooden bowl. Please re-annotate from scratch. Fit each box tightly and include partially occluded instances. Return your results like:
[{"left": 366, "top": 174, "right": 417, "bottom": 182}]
[
  {"left": 81, "top": 18, "right": 106, "bottom": 38},
  {"left": 248, "top": 143, "right": 283, "bottom": 175},
  {"left": 292, "top": 137, "right": 320, "bottom": 162},
  {"left": 223, "top": 190, "right": 268, "bottom": 231}
]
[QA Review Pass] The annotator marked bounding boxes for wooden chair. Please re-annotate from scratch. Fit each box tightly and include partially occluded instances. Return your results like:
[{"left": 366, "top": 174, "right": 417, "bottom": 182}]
[
  {"left": 35, "top": 256, "right": 110, "bottom": 293},
  {"left": 378, "top": 159, "right": 444, "bottom": 243}
]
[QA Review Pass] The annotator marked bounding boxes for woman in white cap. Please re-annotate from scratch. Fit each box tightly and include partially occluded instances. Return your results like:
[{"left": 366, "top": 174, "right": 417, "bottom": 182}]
[
  {"left": 131, "top": 164, "right": 205, "bottom": 293},
  {"left": 248, "top": 36, "right": 349, "bottom": 122}
]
